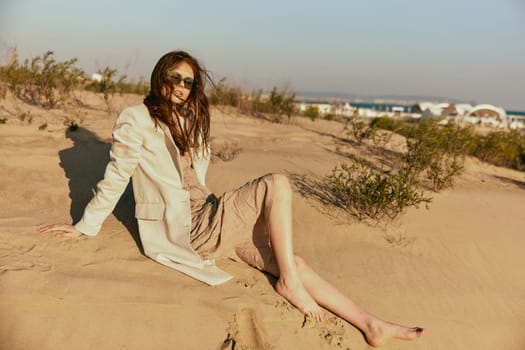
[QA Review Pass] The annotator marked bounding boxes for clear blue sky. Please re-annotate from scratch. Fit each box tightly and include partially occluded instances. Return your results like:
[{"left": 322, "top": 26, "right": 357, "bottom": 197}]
[{"left": 1, "top": 0, "right": 524, "bottom": 110}]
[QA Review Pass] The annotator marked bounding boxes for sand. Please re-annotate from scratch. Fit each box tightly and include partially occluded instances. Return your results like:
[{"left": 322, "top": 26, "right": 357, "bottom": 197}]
[{"left": 1, "top": 92, "right": 524, "bottom": 350}]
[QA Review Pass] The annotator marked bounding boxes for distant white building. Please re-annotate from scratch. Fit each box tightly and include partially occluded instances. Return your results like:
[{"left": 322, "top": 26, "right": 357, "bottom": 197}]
[
  {"left": 342, "top": 102, "right": 354, "bottom": 116},
  {"left": 467, "top": 104, "right": 507, "bottom": 128},
  {"left": 91, "top": 73, "right": 103, "bottom": 82},
  {"left": 296, "top": 102, "right": 333, "bottom": 115},
  {"left": 455, "top": 104, "right": 473, "bottom": 115},
  {"left": 411, "top": 102, "right": 445, "bottom": 118},
  {"left": 508, "top": 117, "right": 525, "bottom": 130}
]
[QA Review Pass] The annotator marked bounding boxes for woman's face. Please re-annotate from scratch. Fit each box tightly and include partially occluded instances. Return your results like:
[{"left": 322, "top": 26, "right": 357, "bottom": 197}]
[{"left": 164, "top": 61, "right": 195, "bottom": 105}]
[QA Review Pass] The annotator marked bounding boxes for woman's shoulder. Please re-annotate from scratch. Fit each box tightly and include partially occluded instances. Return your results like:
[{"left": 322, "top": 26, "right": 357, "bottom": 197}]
[{"left": 117, "top": 103, "right": 155, "bottom": 127}]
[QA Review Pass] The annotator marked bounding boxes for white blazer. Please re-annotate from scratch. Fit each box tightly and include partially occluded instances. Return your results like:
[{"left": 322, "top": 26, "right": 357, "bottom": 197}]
[{"left": 75, "top": 104, "right": 232, "bottom": 286}]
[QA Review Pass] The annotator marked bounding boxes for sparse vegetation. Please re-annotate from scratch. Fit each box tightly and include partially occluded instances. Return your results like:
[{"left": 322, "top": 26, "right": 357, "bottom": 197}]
[
  {"left": 0, "top": 50, "right": 85, "bottom": 108},
  {"left": 63, "top": 116, "right": 81, "bottom": 131},
  {"left": 208, "top": 79, "right": 296, "bottom": 123},
  {"left": 208, "top": 77, "right": 242, "bottom": 107},
  {"left": 18, "top": 111, "right": 33, "bottom": 124},
  {"left": 303, "top": 105, "right": 319, "bottom": 121},
  {"left": 371, "top": 116, "right": 525, "bottom": 172},
  {"left": 213, "top": 141, "right": 243, "bottom": 162},
  {"left": 469, "top": 131, "right": 525, "bottom": 171},
  {"left": 326, "top": 161, "right": 431, "bottom": 220},
  {"left": 0, "top": 49, "right": 149, "bottom": 116},
  {"left": 344, "top": 117, "right": 377, "bottom": 144},
  {"left": 85, "top": 66, "right": 127, "bottom": 112},
  {"left": 400, "top": 120, "right": 472, "bottom": 191}
]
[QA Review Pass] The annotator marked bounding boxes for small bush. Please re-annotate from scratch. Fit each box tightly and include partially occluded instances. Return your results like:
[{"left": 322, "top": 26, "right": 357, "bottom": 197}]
[
  {"left": 213, "top": 141, "right": 242, "bottom": 162},
  {"left": 0, "top": 117, "right": 7, "bottom": 124},
  {"left": 38, "top": 123, "right": 48, "bottom": 130},
  {"left": 0, "top": 50, "right": 85, "bottom": 108},
  {"left": 18, "top": 111, "right": 33, "bottom": 124},
  {"left": 303, "top": 105, "right": 319, "bottom": 121},
  {"left": 119, "top": 76, "right": 149, "bottom": 95},
  {"left": 326, "top": 161, "right": 431, "bottom": 221},
  {"left": 63, "top": 116, "right": 81, "bottom": 131},
  {"left": 370, "top": 116, "right": 404, "bottom": 133},
  {"left": 85, "top": 66, "right": 127, "bottom": 112},
  {"left": 245, "top": 86, "right": 295, "bottom": 122},
  {"left": 469, "top": 131, "right": 525, "bottom": 171},
  {"left": 208, "top": 77, "right": 242, "bottom": 107},
  {"left": 372, "top": 115, "right": 524, "bottom": 172},
  {"left": 207, "top": 80, "right": 296, "bottom": 123},
  {"left": 401, "top": 120, "right": 472, "bottom": 191},
  {"left": 344, "top": 118, "right": 377, "bottom": 144}
]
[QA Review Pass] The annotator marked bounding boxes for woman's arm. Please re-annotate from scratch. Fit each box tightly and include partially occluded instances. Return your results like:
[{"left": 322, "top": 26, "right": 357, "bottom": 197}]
[
  {"left": 38, "top": 223, "right": 83, "bottom": 237},
  {"left": 41, "top": 107, "right": 145, "bottom": 237}
]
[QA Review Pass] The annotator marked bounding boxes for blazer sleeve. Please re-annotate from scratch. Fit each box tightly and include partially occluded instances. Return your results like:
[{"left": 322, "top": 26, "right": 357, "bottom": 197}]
[{"left": 74, "top": 108, "right": 144, "bottom": 236}]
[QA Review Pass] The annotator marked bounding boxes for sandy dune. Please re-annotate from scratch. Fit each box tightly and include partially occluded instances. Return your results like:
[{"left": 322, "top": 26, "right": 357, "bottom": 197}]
[{"left": 1, "top": 93, "right": 524, "bottom": 349}]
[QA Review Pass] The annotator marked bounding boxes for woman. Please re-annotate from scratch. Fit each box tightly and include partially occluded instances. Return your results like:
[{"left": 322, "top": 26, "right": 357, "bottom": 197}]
[{"left": 39, "top": 50, "right": 424, "bottom": 347}]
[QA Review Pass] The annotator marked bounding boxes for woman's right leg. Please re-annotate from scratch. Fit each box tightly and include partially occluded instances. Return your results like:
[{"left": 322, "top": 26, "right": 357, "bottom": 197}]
[{"left": 262, "top": 174, "right": 325, "bottom": 321}]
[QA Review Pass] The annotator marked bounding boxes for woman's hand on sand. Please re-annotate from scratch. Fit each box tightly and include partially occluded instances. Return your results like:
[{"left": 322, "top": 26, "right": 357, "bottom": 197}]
[{"left": 38, "top": 224, "right": 85, "bottom": 238}]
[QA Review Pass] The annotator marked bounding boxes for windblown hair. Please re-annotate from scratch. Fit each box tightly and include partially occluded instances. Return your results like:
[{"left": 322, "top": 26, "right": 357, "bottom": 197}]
[{"left": 144, "top": 50, "right": 211, "bottom": 155}]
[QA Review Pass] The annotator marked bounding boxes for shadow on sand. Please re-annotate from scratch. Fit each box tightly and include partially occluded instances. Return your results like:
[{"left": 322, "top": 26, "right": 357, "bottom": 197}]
[{"left": 59, "top": 126, "right": 143, "bottom": 254}]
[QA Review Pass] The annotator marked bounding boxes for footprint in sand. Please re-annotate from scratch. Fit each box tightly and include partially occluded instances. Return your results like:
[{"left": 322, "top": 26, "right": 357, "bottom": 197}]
[
  {"left": 223, "top": 308, "right": 275, "bottom": 350},
  {"left": 316, "top": 317, "right": 349, "bottom": 349},
  {"left": 0, "top": 261, "right": 51, "bottom": 273},
  {"left": 0, "top": 242, "right": 51, "bottom": 273}
]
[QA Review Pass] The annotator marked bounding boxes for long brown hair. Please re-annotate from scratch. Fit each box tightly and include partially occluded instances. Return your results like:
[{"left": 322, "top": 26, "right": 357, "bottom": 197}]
[{"left": 144, "top": 51, "right": 211, "bottom": 155}]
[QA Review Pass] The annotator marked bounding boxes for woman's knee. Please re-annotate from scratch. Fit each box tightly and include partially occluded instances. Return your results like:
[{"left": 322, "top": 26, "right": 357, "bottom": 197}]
[{"left": 269, "top": 173, "right": 291, "bottom": 194}]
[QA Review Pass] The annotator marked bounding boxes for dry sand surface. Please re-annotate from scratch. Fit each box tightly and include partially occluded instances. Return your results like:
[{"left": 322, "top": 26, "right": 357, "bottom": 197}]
[{"left": 1, "top": 92, "right": 524, "bottom": 350}]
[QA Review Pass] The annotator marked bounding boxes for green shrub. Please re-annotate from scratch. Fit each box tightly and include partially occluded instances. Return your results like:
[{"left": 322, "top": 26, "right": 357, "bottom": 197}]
[
  {"left": 212, "top": 141, "right": 242, "bottom": 162},
  {"left": 371, "top": 115, "right": 524, "bottom": 172},
  {"left": 326, "top": 161, "right": 431, "bottom": 220},
  {"left": 207, "top": 80, "right": 296, "bottom": 123},
  {"left": 208, "top": 77, "right": 242, "bottom": 107},
  {"left": 119, "top": 77, "right": 149, "bottom": 95},
  {"left": 238, "top": 86, "right": 296, "bottom": 122},
  {"left": 0, "top": 50, "right": 85, "bottom": 108},
  {"left": 401, "top": 120, "right": 472, "bottom": 191},
  {"left": 304, "top": 105, "right": 319, "bottom": 121},
  {"left": 63, "top": 116, "right": 81, "bottom": 131},
  {"left": 344, "top": 118, "right": 377, "bottom": 144},
  {"left": 85, "top": 66, "right": 127, "bottom": 112},
  {"left": 469, "top": 131, "right": 525, "bottom": 171},
  {"left": 370, "top": 116, "right": 404, "bottom": 133}
]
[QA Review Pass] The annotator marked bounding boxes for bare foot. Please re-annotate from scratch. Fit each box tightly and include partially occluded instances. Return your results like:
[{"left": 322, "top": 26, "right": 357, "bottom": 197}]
[
  {"left": 364, "top": 319, "right": 424, "bottom": 347},
  {"left": 275, "top": 277, "right": 326, "bottom": 322}
]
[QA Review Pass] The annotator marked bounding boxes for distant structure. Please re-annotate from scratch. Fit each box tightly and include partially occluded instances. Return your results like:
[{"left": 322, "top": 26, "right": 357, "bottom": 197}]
[
  {"left": 91, "top": 73, "right": 103, "bottom": 82},
  {"left": 296, "top": 102, "right": 334, "bottom": 116},
  {"left": 294, "top": 98, "right": 523, "bottom": 130},
  {"left": 466, "top": 104, "right": 508, "bottom": 128}
]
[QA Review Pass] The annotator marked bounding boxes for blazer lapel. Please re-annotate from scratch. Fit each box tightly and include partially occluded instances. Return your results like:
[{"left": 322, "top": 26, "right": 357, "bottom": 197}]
[{"left": 158, "top": 121, "right": 184, "bottom": 180}]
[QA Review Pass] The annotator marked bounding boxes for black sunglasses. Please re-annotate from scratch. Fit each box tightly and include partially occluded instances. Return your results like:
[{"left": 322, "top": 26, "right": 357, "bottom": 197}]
[{"left": 166, "top": 72, "right": 195, "bottom": 90}]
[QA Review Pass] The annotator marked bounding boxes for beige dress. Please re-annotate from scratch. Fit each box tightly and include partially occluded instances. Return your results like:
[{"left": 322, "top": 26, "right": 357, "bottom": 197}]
[{"left": 180, "top": 153, "right": 277, "bottom": 273}]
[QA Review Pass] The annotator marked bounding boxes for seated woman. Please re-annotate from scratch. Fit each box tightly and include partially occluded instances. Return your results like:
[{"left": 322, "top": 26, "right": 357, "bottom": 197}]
[{"left": 39, "top": 50, "right": 424, "bottom": 347}]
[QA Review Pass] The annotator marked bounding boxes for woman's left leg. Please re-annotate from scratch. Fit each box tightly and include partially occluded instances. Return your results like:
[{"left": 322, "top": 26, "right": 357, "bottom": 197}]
[
  {"left": 259, "top": 174, "right": 424, "bottom": 347},
  {"left": 290, "top": 255, "right": 424, "bottom": 347}
]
